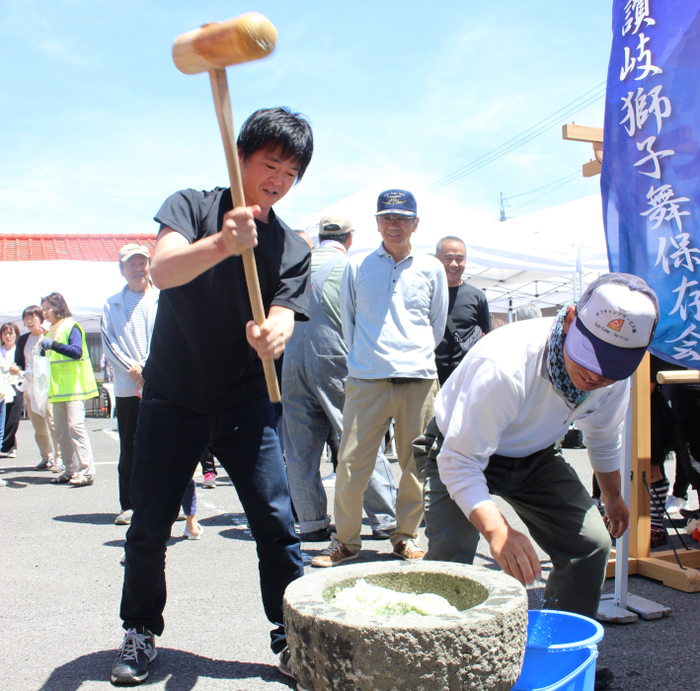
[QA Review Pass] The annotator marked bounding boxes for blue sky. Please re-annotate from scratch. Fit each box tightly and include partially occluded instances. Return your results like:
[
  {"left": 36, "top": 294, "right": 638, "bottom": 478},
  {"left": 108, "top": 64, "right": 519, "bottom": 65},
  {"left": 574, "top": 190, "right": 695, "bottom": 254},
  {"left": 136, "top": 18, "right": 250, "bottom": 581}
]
[{"left": 0, "top": 0, "right": 615, "bottom": 235}]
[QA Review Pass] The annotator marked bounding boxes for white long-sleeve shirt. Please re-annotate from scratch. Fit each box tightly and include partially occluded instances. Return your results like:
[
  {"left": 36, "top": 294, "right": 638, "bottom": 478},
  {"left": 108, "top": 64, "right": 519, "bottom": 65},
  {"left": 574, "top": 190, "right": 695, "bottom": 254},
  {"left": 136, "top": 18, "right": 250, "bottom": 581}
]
[
  {"left": 340, "top": 244, "right": 448, "bottom": 379},
  {"left": 101, "top": 285, "right": 159, "bottom": 397},
  {"left": 434, "top": 317, "right": 630, "bottom": 519}
]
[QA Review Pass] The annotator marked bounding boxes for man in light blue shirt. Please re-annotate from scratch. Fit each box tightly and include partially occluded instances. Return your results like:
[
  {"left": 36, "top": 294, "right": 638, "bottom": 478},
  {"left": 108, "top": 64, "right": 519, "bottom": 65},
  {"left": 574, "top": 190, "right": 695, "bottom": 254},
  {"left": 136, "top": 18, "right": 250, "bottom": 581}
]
[{"left": 312, "top": 189, "right": 448, "bottom": 567}]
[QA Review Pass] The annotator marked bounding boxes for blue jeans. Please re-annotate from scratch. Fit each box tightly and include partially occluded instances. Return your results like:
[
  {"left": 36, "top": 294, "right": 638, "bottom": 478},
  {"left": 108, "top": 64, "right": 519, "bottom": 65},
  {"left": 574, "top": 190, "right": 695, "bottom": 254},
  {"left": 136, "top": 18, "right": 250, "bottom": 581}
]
[
  {"left": 181, "top": 478, "right": 196, "bottom": 516},
  {"left": 120, "top": 388, "right": 303, "bottom": 653},
  {"left": 282, "top": 354, "right": 397, "bottom": 534}
]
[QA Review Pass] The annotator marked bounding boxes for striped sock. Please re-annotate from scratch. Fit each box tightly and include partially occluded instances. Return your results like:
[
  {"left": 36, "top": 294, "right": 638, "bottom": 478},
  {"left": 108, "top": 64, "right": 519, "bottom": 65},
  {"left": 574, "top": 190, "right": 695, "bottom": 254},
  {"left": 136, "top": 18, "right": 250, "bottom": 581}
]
[{"left": 650, "top": 478, "right": 669, "bottom": 530}]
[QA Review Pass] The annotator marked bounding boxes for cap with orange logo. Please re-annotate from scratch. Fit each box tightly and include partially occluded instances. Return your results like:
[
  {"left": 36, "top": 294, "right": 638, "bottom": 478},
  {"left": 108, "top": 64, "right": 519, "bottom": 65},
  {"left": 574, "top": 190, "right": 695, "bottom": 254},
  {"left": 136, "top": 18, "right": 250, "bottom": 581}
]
[{"left": 565, "top": 273, "right": 660, "bottom": 380}]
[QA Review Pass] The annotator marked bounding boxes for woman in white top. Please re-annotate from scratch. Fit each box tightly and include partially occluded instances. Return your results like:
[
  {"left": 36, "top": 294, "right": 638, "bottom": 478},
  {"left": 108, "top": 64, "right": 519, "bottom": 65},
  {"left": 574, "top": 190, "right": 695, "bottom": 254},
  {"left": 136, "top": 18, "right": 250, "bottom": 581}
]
[
  {"left": 0, "top": 322, "right": 23, "bottom": 458},
  {"left": 15, "top": 306, "right": 62, "bottom": 470}
]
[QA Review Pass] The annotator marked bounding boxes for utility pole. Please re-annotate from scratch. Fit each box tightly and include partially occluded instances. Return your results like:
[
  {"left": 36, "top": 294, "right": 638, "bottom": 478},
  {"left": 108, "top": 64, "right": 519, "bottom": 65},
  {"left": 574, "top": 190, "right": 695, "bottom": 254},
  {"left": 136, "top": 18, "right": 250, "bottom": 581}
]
[{"left": 499, "top": 191, "right": 507, "bottom": 222}]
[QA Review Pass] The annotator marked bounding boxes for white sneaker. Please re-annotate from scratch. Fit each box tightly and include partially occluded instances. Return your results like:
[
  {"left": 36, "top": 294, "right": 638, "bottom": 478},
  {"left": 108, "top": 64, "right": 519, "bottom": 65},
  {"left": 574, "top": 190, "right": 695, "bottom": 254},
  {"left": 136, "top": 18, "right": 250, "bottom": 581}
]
[
  {"left": 321, "top": 472, "right": 336, "bottom": 487},
  {"left": 665, "top": 495, "right": 689, "bottom": 515}
]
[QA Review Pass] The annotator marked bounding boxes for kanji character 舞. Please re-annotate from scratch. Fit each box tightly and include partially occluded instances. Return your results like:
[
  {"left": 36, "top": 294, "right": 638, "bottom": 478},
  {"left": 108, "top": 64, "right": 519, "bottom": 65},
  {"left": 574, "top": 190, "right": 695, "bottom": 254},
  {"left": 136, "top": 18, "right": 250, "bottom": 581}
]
[
  {"left": 634, "top": 136, "right": 674, "bottom": 179},
  {"left": 642, "top": 185, "right": 690, "bottom": 231}
]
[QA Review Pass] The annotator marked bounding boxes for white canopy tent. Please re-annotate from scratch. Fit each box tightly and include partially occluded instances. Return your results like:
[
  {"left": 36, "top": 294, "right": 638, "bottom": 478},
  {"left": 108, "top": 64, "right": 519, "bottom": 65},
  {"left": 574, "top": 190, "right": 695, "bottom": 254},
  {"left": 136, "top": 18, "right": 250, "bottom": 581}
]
[
  {"left": 0, "top": 260, "right": 127, "bottom": 333},
  {"left": 0, "top": 193, "right": 610, "bottom": 331},
  {"left": 299, "top": 185, "right": 610, "bottom": 313}
]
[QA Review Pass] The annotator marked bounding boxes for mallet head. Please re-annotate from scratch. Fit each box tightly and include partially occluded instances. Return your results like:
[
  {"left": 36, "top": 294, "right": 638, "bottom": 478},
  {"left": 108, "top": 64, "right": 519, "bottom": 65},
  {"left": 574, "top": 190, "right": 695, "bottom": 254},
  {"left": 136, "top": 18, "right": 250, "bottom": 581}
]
[{"left": 173, "top": 12, "right": 277, "bottom": 75}]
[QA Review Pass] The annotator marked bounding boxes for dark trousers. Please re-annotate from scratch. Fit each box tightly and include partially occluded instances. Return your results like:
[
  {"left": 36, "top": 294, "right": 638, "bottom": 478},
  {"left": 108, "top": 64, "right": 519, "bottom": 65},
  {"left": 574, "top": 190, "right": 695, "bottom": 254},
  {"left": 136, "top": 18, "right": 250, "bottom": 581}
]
[
  {"left": 116, "top": 396, "right": 141, "bottom": 512},
  {"left": 200, "top": 448, "right": 217, "bottom": 476},
  {"left": 1, "top": 387, "right": 23, "bottom": 453},
  {"left": 120, "top": 388, "right": 303, "bottom": 653},
  {"left": 414, "top": 418, "right": 611, "bottom": 619},
  {"left": 670, "top": 387, "right": 700, "bottom": 491}
]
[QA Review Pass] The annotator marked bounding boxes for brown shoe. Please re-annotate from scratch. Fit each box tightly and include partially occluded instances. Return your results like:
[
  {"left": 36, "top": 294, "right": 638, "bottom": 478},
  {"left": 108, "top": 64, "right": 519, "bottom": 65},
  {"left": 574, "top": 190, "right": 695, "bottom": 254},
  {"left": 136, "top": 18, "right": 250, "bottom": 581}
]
[
  {"left": 392, "top": 538, "right": 425, "bottom": 561},
  {"left": 310, "top": 538, "right": 358, "bottom": 568}
]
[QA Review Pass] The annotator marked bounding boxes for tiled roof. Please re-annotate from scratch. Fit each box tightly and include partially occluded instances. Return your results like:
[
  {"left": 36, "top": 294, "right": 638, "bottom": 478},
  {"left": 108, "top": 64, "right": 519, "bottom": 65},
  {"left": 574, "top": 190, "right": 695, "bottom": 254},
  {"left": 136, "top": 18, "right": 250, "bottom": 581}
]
[{"left": 0, "top": 234, "right": 157, "bottom": 262}]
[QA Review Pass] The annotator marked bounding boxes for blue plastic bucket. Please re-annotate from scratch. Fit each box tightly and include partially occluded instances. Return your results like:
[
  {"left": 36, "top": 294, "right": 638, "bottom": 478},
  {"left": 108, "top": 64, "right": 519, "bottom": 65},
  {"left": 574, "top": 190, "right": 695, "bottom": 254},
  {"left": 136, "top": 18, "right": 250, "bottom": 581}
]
[{"left": 513, "top": 610, "right": 604, "bottom": 691}]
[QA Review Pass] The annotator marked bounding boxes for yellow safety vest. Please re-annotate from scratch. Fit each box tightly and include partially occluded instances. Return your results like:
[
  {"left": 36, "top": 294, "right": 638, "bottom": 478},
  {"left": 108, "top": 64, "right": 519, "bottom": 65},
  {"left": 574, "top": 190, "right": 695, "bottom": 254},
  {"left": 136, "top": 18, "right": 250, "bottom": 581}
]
[{"left": 46, "top": 318, "right": 99, "bottom": 403}]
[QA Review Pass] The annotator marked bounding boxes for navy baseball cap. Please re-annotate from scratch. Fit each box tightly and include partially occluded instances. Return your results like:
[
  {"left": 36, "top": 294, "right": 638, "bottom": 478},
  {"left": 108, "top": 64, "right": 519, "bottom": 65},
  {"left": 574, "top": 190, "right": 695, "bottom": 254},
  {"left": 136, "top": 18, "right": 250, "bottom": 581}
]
[
  {"left": 565, "top": 273, "right": 660, "bottom": 380},
  {"left": 375, "top": 189, "right": 417, "bottom": 217}
]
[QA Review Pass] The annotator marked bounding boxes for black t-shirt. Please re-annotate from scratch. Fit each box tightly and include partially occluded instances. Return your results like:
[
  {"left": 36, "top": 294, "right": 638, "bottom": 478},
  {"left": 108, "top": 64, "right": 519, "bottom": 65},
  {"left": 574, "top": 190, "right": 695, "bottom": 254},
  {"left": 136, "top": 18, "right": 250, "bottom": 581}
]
[
  {"left": 435, "top": 282, "right": 491, "bottom": 383},
  {"left": 143, "top": 187, "right": 310, "bottom": 413}
]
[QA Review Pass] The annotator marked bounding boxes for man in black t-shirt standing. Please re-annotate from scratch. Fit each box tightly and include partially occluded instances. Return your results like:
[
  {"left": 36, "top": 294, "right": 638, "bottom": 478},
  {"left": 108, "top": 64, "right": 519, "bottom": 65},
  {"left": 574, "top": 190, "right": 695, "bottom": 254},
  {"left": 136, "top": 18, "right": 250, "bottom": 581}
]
[
  {"left": 434, "top": 236, "right": 491, "bottom": 385},
  {"left": 111, "top": 108, "right": 313, "bottom": 686}
]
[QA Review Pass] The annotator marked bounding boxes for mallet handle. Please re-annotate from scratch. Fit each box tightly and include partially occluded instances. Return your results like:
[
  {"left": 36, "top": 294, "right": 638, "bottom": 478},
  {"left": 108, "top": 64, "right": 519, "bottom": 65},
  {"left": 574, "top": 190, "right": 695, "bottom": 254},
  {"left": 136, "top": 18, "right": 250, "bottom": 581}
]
[
  {"left": 209, "top": 67, "right": 281, "bottom": 403},
  {"left": 656, "top": 370, "right": 700, "bottom": 385}
]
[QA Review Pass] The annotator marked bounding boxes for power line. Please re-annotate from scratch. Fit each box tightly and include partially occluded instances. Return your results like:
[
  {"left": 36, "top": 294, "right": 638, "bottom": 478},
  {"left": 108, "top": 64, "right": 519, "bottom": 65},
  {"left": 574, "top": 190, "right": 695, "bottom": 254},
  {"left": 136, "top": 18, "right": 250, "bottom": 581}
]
[
  {"left": 427, "top": 88, "right": 604, "bottom": 192},
  {"left": 508, "top": 175, "right": 580, "bottom": 215},
  {"left": 426, "top": 81, "right": 607, "bottom": 193},
  {"left": 504, "top": 170, "right": 581, "bottom": 201}
]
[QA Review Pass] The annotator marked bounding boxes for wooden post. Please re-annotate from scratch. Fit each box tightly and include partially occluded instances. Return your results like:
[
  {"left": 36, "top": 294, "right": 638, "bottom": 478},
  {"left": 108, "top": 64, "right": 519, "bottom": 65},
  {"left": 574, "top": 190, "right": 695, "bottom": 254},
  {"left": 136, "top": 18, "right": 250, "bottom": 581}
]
[
  {"left": 629, "top": 354, "right": 651, "bottom": 560},
  {"left": 562, "top": 123, "right": 604, "bottom": 177},
  {"left": 606, "top": 355, "right": 700, "bottom": 592}
]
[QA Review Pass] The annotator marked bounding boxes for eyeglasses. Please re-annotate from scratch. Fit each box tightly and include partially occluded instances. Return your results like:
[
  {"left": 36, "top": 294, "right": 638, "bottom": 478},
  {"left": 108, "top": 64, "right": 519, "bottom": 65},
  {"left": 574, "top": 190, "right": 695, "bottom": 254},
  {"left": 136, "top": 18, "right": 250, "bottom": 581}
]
[{"left": 378, "top": 214, "right": 414, "bottom": 224}]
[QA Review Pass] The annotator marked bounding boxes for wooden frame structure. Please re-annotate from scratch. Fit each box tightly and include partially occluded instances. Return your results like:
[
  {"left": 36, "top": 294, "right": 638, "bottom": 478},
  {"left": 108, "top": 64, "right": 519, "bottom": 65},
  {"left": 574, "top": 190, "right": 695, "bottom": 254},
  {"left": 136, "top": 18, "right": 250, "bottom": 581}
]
[
  {"left": 562, "top": 123, "right": 603, "bottom": 177},
  {"left": 563, "top": 122, "right": 700, "bottom": 592},
  {"left": 605, "top": 354, "right": 700, "bottom": 592}
]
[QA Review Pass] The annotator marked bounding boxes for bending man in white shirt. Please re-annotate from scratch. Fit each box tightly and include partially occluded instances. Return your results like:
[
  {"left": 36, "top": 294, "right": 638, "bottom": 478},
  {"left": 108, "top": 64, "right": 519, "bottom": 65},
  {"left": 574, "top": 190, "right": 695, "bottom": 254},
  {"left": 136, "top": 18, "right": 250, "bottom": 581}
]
[{"left": 414, "top": 273, "right": 659, "bottom": 618}]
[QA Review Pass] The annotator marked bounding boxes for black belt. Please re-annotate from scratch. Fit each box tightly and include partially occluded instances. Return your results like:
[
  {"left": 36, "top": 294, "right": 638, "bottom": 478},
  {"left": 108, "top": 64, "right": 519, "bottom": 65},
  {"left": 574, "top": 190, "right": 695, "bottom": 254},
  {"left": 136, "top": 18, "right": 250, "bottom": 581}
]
[{"left": 387, "top": 377, "right": 424, "bottom": 385}]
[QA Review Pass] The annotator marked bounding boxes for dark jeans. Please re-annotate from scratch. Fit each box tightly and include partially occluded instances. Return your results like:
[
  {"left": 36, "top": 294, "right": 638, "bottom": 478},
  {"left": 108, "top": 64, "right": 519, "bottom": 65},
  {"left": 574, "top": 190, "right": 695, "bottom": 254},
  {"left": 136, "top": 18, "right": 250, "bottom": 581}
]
[
  {"left": 1, "top": 387, "right": 23, "bottom": 453},
  {"left": 120, "top": 388, "right": 303, "bottom": 653},
  {"left": 116, "top": 396, "right": 141, "bottom": 512}
]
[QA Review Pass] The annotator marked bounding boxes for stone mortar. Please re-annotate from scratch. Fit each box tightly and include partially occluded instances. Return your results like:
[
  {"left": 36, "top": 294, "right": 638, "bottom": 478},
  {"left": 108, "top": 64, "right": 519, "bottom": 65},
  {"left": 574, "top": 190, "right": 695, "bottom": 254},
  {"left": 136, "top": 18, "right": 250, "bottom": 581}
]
[{"left": 284, "top": 561, "right": 527, "bottom": 691}]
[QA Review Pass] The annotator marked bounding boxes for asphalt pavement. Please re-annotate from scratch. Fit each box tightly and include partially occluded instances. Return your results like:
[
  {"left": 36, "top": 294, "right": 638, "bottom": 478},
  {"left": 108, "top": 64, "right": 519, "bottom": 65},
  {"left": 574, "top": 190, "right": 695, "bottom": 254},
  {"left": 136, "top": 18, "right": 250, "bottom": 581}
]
[{"left": 1, "top": 417, "right": 699, "bottom": 691}]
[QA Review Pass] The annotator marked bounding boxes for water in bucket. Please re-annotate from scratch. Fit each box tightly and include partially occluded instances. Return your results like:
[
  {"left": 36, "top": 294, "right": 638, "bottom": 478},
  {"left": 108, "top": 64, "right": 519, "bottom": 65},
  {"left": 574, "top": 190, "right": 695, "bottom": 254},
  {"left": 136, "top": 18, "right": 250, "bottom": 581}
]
[{"left": 513, "top": 610, "right": 604, "bottom": 691}]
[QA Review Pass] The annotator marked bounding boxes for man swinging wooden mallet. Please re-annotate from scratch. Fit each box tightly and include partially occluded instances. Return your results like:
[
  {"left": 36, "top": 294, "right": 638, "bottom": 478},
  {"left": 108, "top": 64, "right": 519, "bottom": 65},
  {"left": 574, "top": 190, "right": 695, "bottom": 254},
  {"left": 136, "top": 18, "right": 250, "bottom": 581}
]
[
  {"left": 111, "top": 13, "right": 313, "bottom": 686},
  {"left": 171, "top": 12, "right": 288, "bottom": 402}
]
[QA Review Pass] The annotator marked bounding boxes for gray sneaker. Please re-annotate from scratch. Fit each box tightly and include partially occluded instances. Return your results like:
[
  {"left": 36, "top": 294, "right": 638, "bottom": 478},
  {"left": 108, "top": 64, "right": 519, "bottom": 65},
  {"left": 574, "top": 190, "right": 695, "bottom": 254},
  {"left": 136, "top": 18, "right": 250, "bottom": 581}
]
[
  {"left": 34, "top": 459, "right": 54, "bottom": 470},
  {"left": 52, "top": 464, "right": 66, "bottom": 474},
  {"left": 278, "top": 646, "right": 294, "bottom": 679},
  {"left": 111, "top": 628, "right": 157, "bottom": 685},
  {"left": 115, "top": 510, "right": 133, "bottom": 526}
]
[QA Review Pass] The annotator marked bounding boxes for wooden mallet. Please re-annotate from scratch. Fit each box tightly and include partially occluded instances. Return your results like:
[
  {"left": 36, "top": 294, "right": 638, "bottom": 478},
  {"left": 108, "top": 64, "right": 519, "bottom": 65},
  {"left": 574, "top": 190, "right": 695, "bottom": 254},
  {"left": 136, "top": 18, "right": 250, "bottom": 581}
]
[{"left": 173, "top": 13, "right": 281, "bottom": 402}]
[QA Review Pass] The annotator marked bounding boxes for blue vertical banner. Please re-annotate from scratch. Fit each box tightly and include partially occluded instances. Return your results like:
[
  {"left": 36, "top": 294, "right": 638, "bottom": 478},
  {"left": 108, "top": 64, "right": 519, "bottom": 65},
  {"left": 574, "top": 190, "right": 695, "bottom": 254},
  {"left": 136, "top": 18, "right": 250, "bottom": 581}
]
[{"left": 602, "top": 1, "right": 700, "bottom": 367}]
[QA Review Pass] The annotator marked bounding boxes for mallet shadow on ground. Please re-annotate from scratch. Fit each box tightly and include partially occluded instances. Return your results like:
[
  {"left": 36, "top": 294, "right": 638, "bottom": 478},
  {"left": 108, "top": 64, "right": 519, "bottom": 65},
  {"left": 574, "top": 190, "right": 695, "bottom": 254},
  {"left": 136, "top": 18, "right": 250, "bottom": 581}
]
[{"left": 39, "top": 648, "right": 294, "bottom": 691}]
